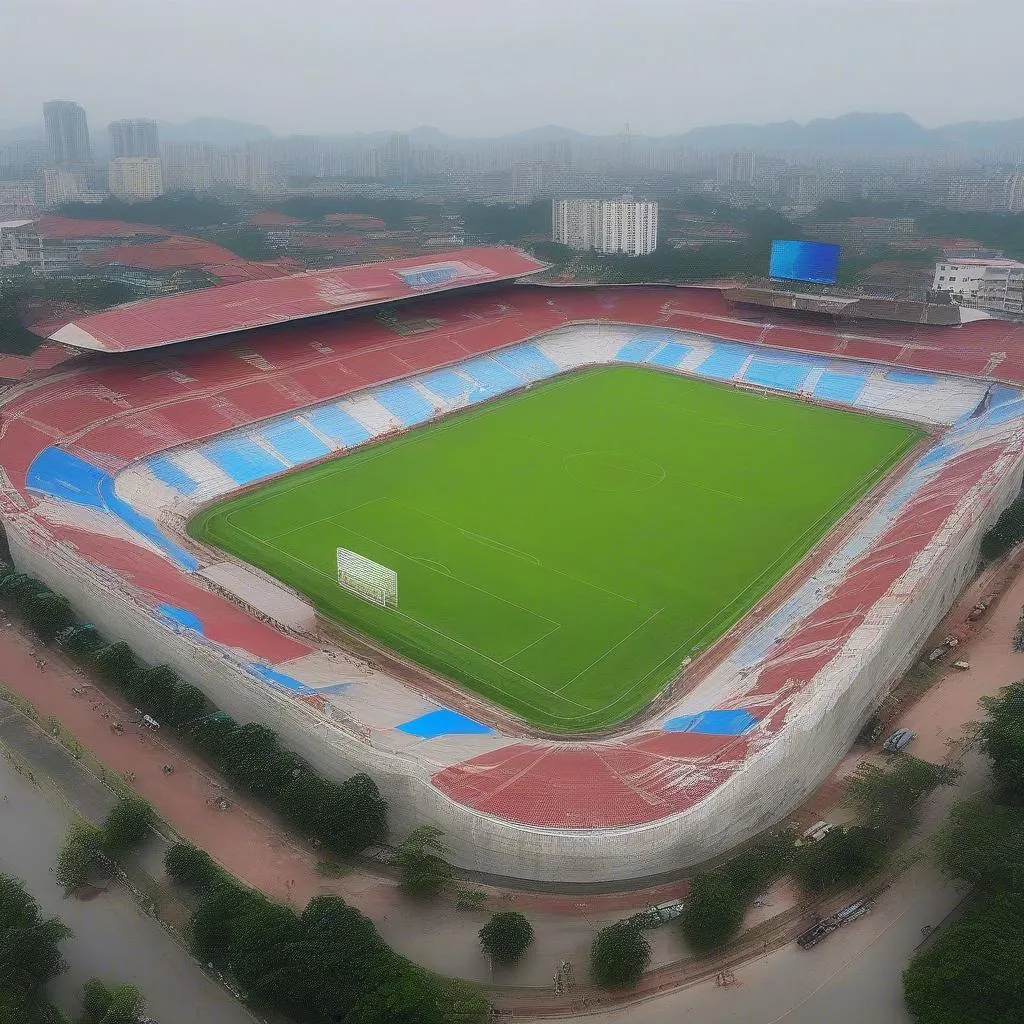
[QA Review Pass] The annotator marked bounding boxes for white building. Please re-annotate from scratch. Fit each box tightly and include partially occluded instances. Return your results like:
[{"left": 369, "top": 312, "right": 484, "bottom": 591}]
[
  {"left": 933, "top": 258, "right": 1024, "bottom": 314},
  {"left": 108, "top": 156, "right": 165, "bottom": 202},
  {"left": 42, "top": 168, "right": 103, "bottom": 206},
  {"left": 552, "top": 199, "right": 658, "bottom": 256}
]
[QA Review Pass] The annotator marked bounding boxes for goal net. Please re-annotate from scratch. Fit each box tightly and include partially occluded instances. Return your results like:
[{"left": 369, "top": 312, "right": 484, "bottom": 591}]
[{"left": 336, "top": 548, "right": 399, "bottom": 608}]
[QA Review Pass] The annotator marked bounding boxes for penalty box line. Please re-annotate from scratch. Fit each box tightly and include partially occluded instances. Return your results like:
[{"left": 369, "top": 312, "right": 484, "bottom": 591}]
[{"left": 229, "top": 521, "right": 592, "bottom": 716}]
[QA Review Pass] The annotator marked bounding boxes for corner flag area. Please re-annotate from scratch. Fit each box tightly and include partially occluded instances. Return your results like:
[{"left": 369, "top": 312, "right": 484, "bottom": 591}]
[{"left": 190, "top": 366, "right": 922, "bottom": 732}]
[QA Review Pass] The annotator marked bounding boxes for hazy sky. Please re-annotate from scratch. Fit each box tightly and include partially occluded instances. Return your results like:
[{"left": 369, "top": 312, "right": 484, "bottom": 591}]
[{"left": 4, "top": 0, "right": 1022, "bottom": 136}]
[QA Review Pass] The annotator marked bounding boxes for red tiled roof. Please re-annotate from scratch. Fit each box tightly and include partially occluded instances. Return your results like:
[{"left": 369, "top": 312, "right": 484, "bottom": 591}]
[
  {"left": 247, "top": 210, "right": 304, "bottom": 227},
  {"left": 48, "top": 247, "right": 548, "bottom": 353}
]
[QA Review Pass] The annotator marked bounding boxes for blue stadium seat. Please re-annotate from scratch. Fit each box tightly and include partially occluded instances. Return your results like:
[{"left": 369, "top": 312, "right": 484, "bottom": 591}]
[
  {"left": 375, "top": 384, "right": 435, "bottom": 426},
  {"left": 420, "top": 369, "right": 470, "bottom": 401},
  {"left": 203, "top": 437, "right": 286, "bottom": 486},
  {"left": 493, "top": 344, "right": 559, "bottom": 381},
  {"left": 697, "top": 345, "right": 748, "bottom": 380},
  {"left": 648, "top": 342, "right": 692, "bottom": 369},
  {"left": 744, "top": 358, "right": 812, "bottom": 392},
  {"left": 305, "top": 405, "right": 372, "bottom": 447},
  {"left": 616, "top": 337, "right": 661, "bottom": 363},
  {"left": 459, "top": 357, "right": 521, "bottom": 397},
  {"left": 813, "top": 372, "right": 867, "bottom": 405},
  {"left": 26, "top": 447, "right": 198, "bottom": 570},
  {"left": 147, "top": 455, "right": 199, "bottom": 495},
  {"left": 258, "top": 418, "right": 330, "bottom": 465}
]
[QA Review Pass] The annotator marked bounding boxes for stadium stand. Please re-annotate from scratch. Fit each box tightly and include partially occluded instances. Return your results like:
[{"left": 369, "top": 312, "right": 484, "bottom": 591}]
[{"left": 6, "top": 276, "right": 1024, "bottom": 880}]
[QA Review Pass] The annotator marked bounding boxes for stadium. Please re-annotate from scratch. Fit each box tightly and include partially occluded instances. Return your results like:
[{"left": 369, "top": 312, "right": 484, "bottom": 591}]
[{"left": 2, "top": 245, "right": 1024, "bottom": 883}]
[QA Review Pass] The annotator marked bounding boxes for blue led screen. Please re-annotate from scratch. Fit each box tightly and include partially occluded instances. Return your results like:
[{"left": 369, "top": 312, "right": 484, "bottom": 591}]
[{"left": 769, "top": 240, "right": 841, "bottom": 285}]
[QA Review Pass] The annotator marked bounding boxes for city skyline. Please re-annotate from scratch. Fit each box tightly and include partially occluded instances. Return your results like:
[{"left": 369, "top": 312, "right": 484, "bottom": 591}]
[{"left": 4, "top": 0, "right": 1024, "bottom": 137}]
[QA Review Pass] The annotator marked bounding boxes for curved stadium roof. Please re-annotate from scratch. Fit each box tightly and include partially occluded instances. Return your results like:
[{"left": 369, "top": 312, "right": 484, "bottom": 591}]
[{"left": 48, "top": 246, "right": 547, "bottom": 353}]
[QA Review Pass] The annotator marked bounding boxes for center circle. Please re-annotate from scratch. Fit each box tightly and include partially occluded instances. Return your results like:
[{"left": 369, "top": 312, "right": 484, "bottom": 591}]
[{"left": 563, "top": 450, "right": 667, "bottom": 493}]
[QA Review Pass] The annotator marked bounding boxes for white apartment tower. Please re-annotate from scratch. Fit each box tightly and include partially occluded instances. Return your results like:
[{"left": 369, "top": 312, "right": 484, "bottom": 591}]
[
  {"left": 108, "top": 156, "right": 165, "bottom": 202},
  {"left": 552, "top": 199, "right": 658, "bottom": 257}
]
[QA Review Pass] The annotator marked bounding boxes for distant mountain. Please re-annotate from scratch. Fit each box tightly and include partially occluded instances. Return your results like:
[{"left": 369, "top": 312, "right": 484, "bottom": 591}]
[
  {"left": 156, "top": 117, "right": 273, "bottom": 146},
  {"left": 671, "top": 112, "right": 1024, "bottom": 151}
]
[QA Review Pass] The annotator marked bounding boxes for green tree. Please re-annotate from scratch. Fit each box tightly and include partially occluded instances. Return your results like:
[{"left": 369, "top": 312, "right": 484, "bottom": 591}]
[
  {"left": 933, "top": 797, "right": 1024, "bottom": 892},
  {"left": 219, "top": 722, "right": 298, "bottom": 799},
  {"left": 903, "top": 895, "right": 1024, "bottom": 1023},
  {"left": 24, "top": 591, "right": 75, "bottom": 642},
  {"left": 92, "top": 643, "right": 140, "bottom": 694},
  {"left": 102, "top": 797, "right": 154, "bottom": 852},
  {"left": 54, "top": 822, "right": 105, "bottom": 894},
  {"left": 479, "top": 911, "right": 533, "bottom": 965},
  {"left": 590, "top": 922, "right": 650, "bottom": 990},
  {"left": 979, "top": 682, "right": 1024, "bottom": 805},
  {"left": 163, "top": 681, "right": 207, "bottom": 730},
  {"left": 188, "top": 713, "right": 239, "bottom": 760},
  {"left": 164, "top": 843, "right": 221, "bottom": 892},
  {"left": 344, "top": 959, "right": 446, "bottom": 1024},
  {"left": 0, "top": 872, "right": 71, "bottom": 1010},
  {"left": 791, "top": 825, "right": 887, "bottom": 893},
  {"left": 76, "top": 978, "right": 146, "bottom": 1024},
  {"left": 843, "top": 756, "right": 957, "bottom": 833},
  {"left": 56, "top": 624, "right": 103, "bottom": 660},
  {"left": 680, "top": 871, "right": 745, "bottom": 951},
  {"left": 397, "top": 827, "right": 452, "bottom": 898}
]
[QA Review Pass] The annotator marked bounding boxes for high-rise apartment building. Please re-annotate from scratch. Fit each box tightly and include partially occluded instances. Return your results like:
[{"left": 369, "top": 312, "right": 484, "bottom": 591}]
[
  {"left": 108, "top": 157, "right": 164, "bottom": 201},
  {"left": 43, "top": 100, "right": 91, "bottom": 166},
  {"left": 552, "top": 199, "right": 658, "bottom": 256},
  {"left": 108, "top": 119, "right": 160, "bottom": 158}
]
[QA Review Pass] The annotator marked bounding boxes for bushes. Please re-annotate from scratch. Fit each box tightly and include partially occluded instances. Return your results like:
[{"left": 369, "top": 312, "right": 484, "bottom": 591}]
[
  {"left": 980, "top": 493, "right": 1024, "bottom": 562},
  {"left": 186, "top": 879, "right": 486, "bottom": 1024},
  {"left": 843, "top": 756, "right": 957, "bottom": 835},
  {"left": 479, "top": 911, "right": 533, "bottom": 965},
  {"left": 680, "top": 872, "right": 745, "bottom": 952},
  {"left": 102, "top": 797, "right": 155, "bottom": 852},
  {"left": 165, "top": 842, "right": 222, "bottom": 892},
  {"left": 680, "top": 830, "right": 795, "bottom": 952},
  {"left": 589, "top": 922, "right": 651, "bottom": 990},
  {"left": 978, "top": 681, "right": 1024, "bottom": 806},
  {"left": 791, "top": 825, "right": 888, "bottom": 893},
  {"left": 397, "top": 826, "right": 453, "bottom": 898},
  {"left": 0, "top": 568, "right": 388, "bottom": 860},
  {"left": 54, "top": 822, "right": 105, "bottom": 893}
]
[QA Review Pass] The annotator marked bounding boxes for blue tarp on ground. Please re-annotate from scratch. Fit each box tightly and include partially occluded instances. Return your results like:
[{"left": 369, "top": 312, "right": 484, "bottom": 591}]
[
  {"left": 155, "top": 604, "right": 205, "bottom": 633},
  {"left": 663, "top": 708, "right": 760, "bottom": 735},
  {"left": 396, "top": 708, "right": 493, "bottom": 738},
  {"left": 26, "top": 447, "right": 199, "bottom": 570},
  {"left": 248, "top": 663, "right": 316, "bottom": 694}
]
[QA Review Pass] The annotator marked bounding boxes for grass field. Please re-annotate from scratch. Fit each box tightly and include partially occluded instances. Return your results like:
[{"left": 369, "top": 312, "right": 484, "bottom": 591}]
[{"left": 189, "top": 366, "right": 923, "bottom": 732}]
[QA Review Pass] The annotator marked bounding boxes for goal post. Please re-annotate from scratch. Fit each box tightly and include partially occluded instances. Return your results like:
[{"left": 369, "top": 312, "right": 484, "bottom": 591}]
[{"left": 336, "top": 548, "right": 399, "bottom": 608}]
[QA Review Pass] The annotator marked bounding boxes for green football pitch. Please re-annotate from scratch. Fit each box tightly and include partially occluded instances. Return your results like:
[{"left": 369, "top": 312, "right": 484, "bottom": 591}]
[{"left": 189, "top": 366, "right": 923, "bottom": 732}]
